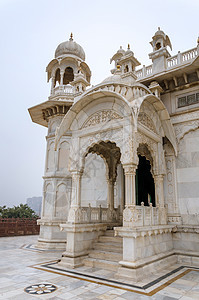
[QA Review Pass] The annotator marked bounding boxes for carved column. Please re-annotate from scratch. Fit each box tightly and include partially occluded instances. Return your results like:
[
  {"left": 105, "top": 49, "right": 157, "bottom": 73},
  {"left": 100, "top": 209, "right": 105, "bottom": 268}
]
[
  {"left": 123, "top": 164, "right": 137, "bottom": 207},
  {"left": 68, "top": 170, "right": 82, "bottom": 223},
  {"left": 107, "top": 179, "right": 114, "bottom": 210},
  {"left": 51, "top": 76, "right": 55, "bottom": 94},
  {"left": 70, "top": 171, "right": 82, "bottom": 208},
  {"left": 154, "top": 174, "right": 164, "bottom": 207},
  {"left": 60, "top": 70, "right": 64, "bottom": 86}
]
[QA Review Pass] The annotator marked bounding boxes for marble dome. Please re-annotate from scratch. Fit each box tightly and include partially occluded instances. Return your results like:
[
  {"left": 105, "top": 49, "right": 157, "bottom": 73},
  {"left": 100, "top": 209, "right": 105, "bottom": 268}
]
[{"left": 55, "top": 35, "right": 85, "bottom": 60}]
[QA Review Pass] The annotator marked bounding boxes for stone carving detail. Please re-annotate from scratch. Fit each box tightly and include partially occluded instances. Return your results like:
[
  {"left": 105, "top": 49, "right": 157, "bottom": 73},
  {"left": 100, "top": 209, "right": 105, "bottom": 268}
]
[
  {"left": 82, "top": 110, "right": 122, "bottom": 128},
  {"left": 174, "top": 120, "right": 199, "bottom": 142},
  {"left": 168, "top": 215, "right": 181, "bottom": 225},
  {"left": 123, "top": 207, "right": 138, "bottom": 223},
  {"left": 138, "top": 112, "right": 156, "bottom": 133},
  {"left": 79, "top": 129, "right": 124, "bottom": 166}
]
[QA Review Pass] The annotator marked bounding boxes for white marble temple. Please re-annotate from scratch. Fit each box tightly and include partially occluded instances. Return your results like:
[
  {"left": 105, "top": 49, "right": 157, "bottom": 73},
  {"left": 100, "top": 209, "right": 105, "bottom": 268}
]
[{"left": 29, "top": 28, "right": 199, "bottom": 280}]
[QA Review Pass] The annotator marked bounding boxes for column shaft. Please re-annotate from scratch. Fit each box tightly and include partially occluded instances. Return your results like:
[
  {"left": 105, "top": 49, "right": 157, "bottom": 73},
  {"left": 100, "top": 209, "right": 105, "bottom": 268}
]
[
  {"left": 107, "top": 179, "right": 114, "bottom": 210},
  {"left": 154, "top": 174, "right": 164, "bottom": 207},
  {"left": 71, "top": 172, "right": 82, "bottom": 208},
  {"left": 124, "top": 165, "right": 137, "bottom": 207}
]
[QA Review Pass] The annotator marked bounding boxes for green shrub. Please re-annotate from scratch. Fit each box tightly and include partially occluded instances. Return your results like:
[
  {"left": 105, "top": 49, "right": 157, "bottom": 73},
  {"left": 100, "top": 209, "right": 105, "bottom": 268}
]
[{"left": 0, "top": 204, "right": 38, "bottom": 219}]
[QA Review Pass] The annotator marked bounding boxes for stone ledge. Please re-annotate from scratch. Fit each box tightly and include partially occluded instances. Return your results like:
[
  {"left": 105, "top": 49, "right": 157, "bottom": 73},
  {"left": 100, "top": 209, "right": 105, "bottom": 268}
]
[
  {"left": 37, "top": 238, "right": 66, "bottom": 244},
  {"left": 38, "top": 219, "right": 65, "bottom": 226},
  {"left": 60, "top": 223, "right": 108, "bottom": 233},
  {"left": 173, "top": 225, "right": 199, "bottom": 233},
  {"left": 119, "top": 250, "right": 175, "bottom": 269},
  {"left": 114, "top": 225, "right": 174, "bottom": 238}
]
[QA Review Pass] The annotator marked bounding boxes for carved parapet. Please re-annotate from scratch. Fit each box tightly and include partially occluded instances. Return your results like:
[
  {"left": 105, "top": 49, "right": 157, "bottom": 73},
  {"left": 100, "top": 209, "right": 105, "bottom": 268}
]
[
  {"left": 123, "top": 204, "right": 167, "bottom": 227},
  {"left": 115, "top": 224, "right": 174, "bottom": 239},
  {"left": 168, "top": 214, "right": 182, "bottom": 225},
  {"left": 67, "top": 206, "right": 120, "bottom": 224},
  {"left": 67, "top": 207, "right": 82, "bottom": 223}
]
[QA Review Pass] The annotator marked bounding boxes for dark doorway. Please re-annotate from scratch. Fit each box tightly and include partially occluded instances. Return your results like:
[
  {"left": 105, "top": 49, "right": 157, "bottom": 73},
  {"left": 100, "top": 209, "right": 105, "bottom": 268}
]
[
  {"left": 63, "top": 67, "right": 74, "bottom": 84},
  {"left": 136, "top": 155, "right": 155, "bottom": 206}
]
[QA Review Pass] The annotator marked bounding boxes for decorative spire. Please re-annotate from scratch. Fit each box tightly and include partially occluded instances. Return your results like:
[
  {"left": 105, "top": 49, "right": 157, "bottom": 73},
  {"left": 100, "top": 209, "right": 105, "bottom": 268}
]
[
  {"left": 158, "top": 27, "right": 160, "bottom": 30},
  {"left": 127, "top": 44, "right": 130, "bottom": 50},
  {"left": 69, "top": 32, "right": 73, "bottom": 41}
]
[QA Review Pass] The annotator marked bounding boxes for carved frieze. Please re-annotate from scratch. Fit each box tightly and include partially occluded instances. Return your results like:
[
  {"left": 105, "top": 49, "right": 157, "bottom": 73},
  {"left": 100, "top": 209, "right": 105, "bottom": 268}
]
[
  {"left": 82, "top": 110, "right": 122, "bottom": 128},
  {"left": 138, "top": 112, "right": 157, "bottom": 133}
]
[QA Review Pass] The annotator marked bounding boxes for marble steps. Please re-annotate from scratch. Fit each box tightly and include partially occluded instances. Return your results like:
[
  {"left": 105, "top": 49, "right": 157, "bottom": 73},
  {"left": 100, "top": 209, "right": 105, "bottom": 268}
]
[
  {"left": 104, "top": 230, "right": 115, "bottom": 237},
  {"left": 83, "top": 257, "right": 119, "bottom": 271},
  {"left": 93, "top": 241, "right": 122, "bottom": 253},
  {"left": 89, "top": 249, "right": 122, "bottom": 262},
  {"left": 98, "top": 235, "right": 123, "bottom": 244},
  {"left": 84, "top": 231, "right": 123, "bottom": 271}
]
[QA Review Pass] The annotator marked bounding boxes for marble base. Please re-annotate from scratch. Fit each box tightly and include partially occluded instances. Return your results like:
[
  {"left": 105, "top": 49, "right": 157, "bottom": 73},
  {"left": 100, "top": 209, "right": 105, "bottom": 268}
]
[
  {"left": 36, "top": 219, "right": 67, "bottom": 250},
  {"left": 59, "top": 223, "right": 107, "bottom": 268},
  {"left": 118, "top": 254, "right": 177, "bottom": 281},
  {"left": 58, "top": 254, "right": 88, "bottom": 268},
  {"left": 115, "top": 225, "right": 175, "bottom": 281}
]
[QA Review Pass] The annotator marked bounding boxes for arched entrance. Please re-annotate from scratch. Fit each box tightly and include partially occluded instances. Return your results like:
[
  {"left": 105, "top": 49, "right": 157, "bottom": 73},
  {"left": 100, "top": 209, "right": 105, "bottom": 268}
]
[{"left": 81, "top": 141, "right": 125, "bottom": 220}]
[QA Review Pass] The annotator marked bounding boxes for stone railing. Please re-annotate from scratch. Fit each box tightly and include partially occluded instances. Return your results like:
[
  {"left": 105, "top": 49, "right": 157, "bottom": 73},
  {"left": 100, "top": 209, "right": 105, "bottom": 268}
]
[
  {"left": 136, "top": 46, "right": 198, "bottom": 79},
  {"left": 167, "top": 47, "right": 198, "bottom": 69},
  {"left": 136, "top": 204, "right": 159, "bottom": 226},
  {"left": 136, "top": 64, "right": 153, "bottom": 79},
  {"left": 80, "top": 205, "right": 120, "bottom": 224},
  {"left": 51, "top": 84, "right": 74, "bottom": 96},
  {"left": 87, "top": 82, "right": 150, "bottom": 100},
  {"left": 123, "top": 204, "right": 167, "bottom": 227}
]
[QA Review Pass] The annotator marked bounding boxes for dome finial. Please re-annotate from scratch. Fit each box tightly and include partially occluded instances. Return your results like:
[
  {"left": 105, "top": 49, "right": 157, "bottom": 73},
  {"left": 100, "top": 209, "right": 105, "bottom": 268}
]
[
  {"left": 70, "top": 32, "right": 73, "bottom": 41},
  {"left": 128, "top": 44, "right": 130, "bottom": 49},
  {"left": 158, "top": 27, "right": 160, "bottom": 31}
]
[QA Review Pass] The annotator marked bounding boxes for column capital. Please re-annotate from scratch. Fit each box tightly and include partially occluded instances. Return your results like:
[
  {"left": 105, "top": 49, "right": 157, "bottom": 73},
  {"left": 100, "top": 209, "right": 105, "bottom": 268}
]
[
  {"left": 154, "top": 174, "right": 164, "bottom": 180},
  {"left": 123, "top": 164, "right": 137, "bottom": 175},
  {"left": 71, "top": 170, "right": 83, "bottom": 176}
]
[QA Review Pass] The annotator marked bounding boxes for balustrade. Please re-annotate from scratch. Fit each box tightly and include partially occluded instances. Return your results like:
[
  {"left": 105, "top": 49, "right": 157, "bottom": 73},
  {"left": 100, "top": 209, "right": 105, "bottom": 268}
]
[
  {"left": 123, "top": 204, "right": 164, "bottom": 227},
  {"left": 51, "top": 84, "right": 74, "bottom": 96},
  {"left": 78, "top": 205, "right": 120, "bottom": 224},
  {"left": 136, "top": 47, "right": 198, "bottom": 79}
]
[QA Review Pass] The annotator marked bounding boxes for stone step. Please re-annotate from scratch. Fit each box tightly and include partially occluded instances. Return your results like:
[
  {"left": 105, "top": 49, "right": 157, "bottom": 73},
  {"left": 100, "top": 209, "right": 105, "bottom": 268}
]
[
  {"left": 98, "top": 235, "right": 122, "bottom": 244},
  {"left": 89, "top": 249, "right": 122, "bottom": 262},
  {"left": 104, "top": 230, "right": 115, "bottom": 237},
  {"left": 84, "top": 257, "right": 119, "bottom": 271},
  {"left": 93, "top": 242, "right": 122, "bottom": 253}
]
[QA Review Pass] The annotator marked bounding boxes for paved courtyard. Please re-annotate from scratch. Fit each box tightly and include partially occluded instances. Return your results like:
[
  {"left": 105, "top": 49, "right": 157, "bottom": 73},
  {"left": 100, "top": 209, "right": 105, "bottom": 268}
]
[{"left": 0, "top": 235, "right": 199, "bottom": 299}]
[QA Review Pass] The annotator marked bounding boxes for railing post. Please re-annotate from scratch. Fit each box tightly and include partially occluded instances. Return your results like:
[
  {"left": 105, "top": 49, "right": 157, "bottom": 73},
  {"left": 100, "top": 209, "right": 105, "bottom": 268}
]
[
  {"left": 143, "top": 65, "right": 146, "bottom": 77},
  {"left": 141, "top": 202, "right": 144, "bottom": 226},
  {"left": 177, "top": 51, "right": 182, "bottom": 65},
  {"left": 99, "top": 205, "right": 102, "bottom": 222},
  {"left": 150, "top": 203, "right": 153, "bottom": 225},
  {"left": 88, "top": 203, "right": 91, "bottom": 222}
]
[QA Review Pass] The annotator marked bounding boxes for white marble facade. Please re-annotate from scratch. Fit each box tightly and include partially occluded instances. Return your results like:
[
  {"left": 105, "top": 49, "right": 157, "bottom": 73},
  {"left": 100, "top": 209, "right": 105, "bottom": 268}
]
[{"left": 29, "top": 29, "right": 199, "bottom": 279}]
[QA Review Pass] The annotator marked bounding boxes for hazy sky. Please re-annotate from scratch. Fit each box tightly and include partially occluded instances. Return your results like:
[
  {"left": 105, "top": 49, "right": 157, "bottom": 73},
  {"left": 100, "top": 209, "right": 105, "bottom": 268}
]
[{"left": 0, "top": 0, "right": 198, "bottom": 207}]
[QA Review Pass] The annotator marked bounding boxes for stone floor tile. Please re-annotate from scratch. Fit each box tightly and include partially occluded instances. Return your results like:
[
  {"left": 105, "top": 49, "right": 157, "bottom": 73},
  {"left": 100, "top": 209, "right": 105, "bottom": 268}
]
[{"left": 55, "top": 291, "right": 76, "bottom": 299}]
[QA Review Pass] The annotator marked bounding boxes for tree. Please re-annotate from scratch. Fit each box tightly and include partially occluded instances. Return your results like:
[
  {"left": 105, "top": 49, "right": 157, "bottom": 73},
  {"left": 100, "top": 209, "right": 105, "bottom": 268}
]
[{"left": 0, "top": 204, "right": 38, "bottom": 218}]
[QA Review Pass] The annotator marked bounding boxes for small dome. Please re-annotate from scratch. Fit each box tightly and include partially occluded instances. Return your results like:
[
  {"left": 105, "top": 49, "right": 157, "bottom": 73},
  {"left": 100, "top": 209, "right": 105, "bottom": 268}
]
[
  {"left": 117, "top": 46, "right": 125, "bottom": 55},
  {"left": 55, "top": 34, "right": 85, "bottom": 60},
  {"left": 154, "top": 27, "right": 165, "bottom": 38},
  {"left": 102, "top": 74, "right": 122, "bottom": 84},
  {"left": 125, "top": 44, "right": 134, "bottom": 56}
]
